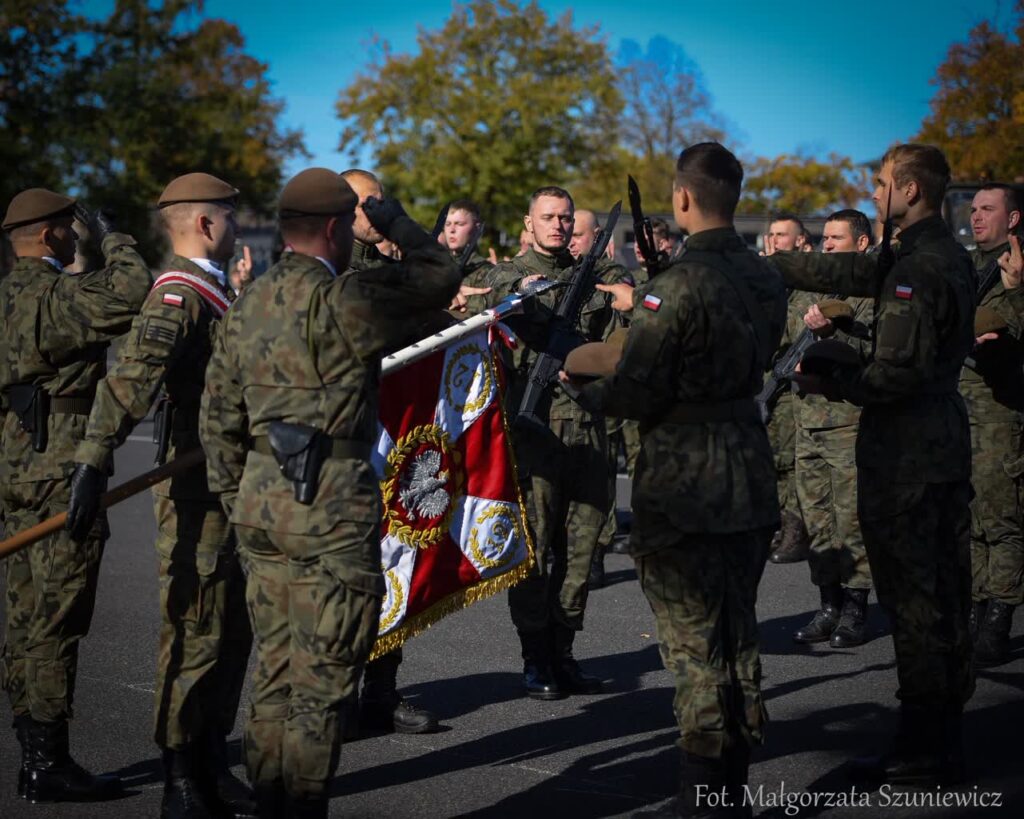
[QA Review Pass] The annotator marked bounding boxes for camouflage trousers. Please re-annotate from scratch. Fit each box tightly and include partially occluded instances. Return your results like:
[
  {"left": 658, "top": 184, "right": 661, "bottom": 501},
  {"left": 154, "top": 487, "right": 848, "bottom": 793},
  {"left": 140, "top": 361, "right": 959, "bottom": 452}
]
[
  {"left": 969, "top": 422, "right": 1024, "bottom": 605},
  {"left": 635, "top": 528, "right": 773, "bottom": 759},
  {"left": 1, "top": 478, "right": 106, "bottom": 723},
  {"left": 795, "top": 424, "right": 871, "bottom": 590},
  {"left": 510, "top": 418, "right": 610, "bottom": 634},
  {"left": 152, "top": 495, "right": 252, "bottom": 750},
  {"left": 599, "top": 416, "right": 640, "bottom": 551},
  {"left": 767, "top": 390, "right": 798, "bottom": 519},
  {"left": 859, "top": 472, "right": 974, "bottom": 711},
  {"left": 234, "top": 520, "right": 383, "bottom": 799}
]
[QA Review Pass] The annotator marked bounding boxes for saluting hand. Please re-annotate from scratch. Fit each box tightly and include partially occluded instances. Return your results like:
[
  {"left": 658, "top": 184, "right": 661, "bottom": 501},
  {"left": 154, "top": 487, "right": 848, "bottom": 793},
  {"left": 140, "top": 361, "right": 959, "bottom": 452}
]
[{"left": 998, "top": 234, "right": 1023, "bottom": 290}]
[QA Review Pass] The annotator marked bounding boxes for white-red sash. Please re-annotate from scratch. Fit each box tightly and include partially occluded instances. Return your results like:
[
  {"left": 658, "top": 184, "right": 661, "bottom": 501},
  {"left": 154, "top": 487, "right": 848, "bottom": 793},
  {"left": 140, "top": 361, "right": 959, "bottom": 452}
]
[{"left": 151, "top": 271, "right": 230, "bottom": 318}]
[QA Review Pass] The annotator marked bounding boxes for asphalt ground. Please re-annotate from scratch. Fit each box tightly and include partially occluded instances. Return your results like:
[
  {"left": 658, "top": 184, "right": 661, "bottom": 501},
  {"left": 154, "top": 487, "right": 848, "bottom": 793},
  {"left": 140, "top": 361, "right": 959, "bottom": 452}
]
[{"left": 1, "top": 428, "right": 1022, "bottom": 818}]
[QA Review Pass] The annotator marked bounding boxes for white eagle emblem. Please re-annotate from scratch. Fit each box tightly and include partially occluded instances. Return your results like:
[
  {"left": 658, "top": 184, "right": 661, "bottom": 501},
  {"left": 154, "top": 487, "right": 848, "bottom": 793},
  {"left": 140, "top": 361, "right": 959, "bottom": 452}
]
[{"left": 399, "top": 449, "right": 450, "bottom": 520}]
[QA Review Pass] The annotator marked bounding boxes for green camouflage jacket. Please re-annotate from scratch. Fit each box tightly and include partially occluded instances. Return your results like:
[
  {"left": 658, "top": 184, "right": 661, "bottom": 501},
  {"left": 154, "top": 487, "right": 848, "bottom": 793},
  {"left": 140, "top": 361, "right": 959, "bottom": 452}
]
[
  {"left": 486, "top": 248, "right": 629, "bottom": 422},
  {"left": 769, "top": 214, "right": 975, "bottom": 483},
  {"left": 76, "top": 256, "right": 233, "bottom": 500},
  {"left": 199, "top": 217, "right": 460, "bottom": 536},
  {"left": 0, "top": 235, "right": 151, "bottom": 485},
  {"left": 787, "top": 289, "right": 874, "bottom": 430},
  {"left": 578, "top": 227, "right": 787, "bottom": 547},
  {"left": 449, "top": 247, "right": 493, "bottom": 317},
  {"left": 960, "top": 242, "right": 1024, "bottom": 422}
]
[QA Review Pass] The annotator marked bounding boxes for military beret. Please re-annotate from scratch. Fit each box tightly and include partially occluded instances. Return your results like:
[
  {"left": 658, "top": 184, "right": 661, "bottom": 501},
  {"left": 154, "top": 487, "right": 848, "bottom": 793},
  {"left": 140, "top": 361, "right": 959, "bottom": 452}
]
[
  {"left": 2, "top": 188, "right": 76, "bottom": 231},
  {"left": 278, "top": 168, "right": 357, "bottom": 218},
  {"left": 799, "top": 339, "right": 862, "bottom": 378},
  {"left": 565, "top": 341, "right": 622, "bottom": 378},
  {"left": 158, "top": 173, "right": 239, "bottom": 208},
  {"left": 975, "top": 306, "right": 1008, "bottom": 337},
  {"left": 818, "top": 299, "right": 855, "bottom": 327}
]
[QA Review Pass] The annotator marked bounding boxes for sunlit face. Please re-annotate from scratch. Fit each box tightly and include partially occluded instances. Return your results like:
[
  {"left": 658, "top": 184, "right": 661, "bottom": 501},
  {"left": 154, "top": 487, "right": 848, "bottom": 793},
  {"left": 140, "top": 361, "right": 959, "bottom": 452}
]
[
  {"left": 767, "top": 219, "right": 801, "bottom": 252},
  {"left": 524, "top": 195, "right": 573, "bottom": 254},
  {"left": 821, "top": 220, "right": 857, "bottom": 253},
  {"left": 444, "top": 209, "right": 477, "bottom": 252},
  {"left": 568, "top": 212, "right": 598, "bottom": 259},
  {"left": 206, "top": 204, "right": 238, "bottom": 264},
  {"left": 971, "top": 189, "right": 1019, "bottom": 248},
  {"left": 346, "top": 175, "right": 384, "bottom": 244},
  {"left": 871, "top": 160, "right": 911, "bottom": 224}
]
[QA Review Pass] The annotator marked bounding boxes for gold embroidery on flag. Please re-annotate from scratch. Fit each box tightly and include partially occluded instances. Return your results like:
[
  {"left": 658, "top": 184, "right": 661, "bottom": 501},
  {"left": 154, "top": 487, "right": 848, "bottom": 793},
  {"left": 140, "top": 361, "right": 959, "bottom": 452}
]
[{"left": 443, "top": 341, "right": 494, "bottom": 415}]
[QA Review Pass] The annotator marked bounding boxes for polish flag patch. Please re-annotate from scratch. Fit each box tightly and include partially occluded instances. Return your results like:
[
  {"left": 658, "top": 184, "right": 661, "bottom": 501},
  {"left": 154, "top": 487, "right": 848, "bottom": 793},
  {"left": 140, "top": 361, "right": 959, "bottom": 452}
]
[
  {"left": 894, "top": 285, "right": 913, "bottom": 300},
  {"left": 642, "top": 294, "right": 663, "bottom": 312},
  {"left": 162, "top": 293, "right": 184, "bottom": 308}
]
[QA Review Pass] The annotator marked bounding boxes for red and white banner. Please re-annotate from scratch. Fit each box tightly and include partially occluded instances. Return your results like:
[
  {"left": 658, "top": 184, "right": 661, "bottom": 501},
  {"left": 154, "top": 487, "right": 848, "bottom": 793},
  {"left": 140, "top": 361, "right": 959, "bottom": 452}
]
[{"left": 370, "top": 330, "right": 533, "bottom": 658}]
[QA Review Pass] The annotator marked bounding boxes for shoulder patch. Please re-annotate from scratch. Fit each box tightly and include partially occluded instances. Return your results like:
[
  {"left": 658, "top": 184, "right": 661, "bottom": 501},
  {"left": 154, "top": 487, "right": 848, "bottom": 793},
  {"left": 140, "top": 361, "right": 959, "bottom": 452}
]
[
  {"left": 894, "top": 284, "right": 913, "bottom": 300},
  {"left": 141, "top": 315, "right": 182, "bottom": 351},
  {"left": 162, "top": 292, "right": 184, "bottom": 308},
  {"left": 642, "top": 293, "right": 662, "bottom": 312}
]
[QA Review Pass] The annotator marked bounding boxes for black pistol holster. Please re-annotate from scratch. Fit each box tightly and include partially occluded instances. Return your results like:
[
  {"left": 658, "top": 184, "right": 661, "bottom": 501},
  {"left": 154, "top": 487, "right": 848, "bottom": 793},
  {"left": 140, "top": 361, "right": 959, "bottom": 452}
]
[
  {"left": 268, "top": 421, "right": 328, "bottom": 505},
  {"left": 152, "top": 396, "right": 174, "bottom": 465},
  {"left": 6, "top": 384, "right": 50, "bottom": 453}
]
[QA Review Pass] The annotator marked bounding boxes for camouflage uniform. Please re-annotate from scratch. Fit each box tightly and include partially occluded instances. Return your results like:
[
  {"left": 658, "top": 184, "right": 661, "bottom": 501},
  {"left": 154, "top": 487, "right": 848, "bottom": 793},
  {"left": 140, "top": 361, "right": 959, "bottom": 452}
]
[
  {"left": 578, "top": 227, "right": 787, "bottom": 760},
  {"left": 772, "top": 214, "right": 977, "bottom": 723},
  {"left": 790, "top": 290, "right": 873, "bottom": 591},
  {"left": 487, "top": 249, "right": 625, "bottom": 638},
  {"left": 200, "top": 221, "right": 459, "bottom": 799},
  {"left": 1, "top": 235, "right": 151, "bottom": 723},
  {"left": 963, "top": 243, "right": 1024, "bottom": 607},
  {"left": 74, "top": 256, "right": 251, "bottom": 752},
  {"left": 450, "top": 246, "right": 493, "bottom": 317}
]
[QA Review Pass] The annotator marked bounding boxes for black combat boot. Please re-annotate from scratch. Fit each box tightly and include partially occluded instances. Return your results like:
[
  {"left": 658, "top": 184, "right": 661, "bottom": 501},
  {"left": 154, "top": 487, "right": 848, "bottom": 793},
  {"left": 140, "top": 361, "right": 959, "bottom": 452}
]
[
  {"left": 360, "top": 654, "right": 438, "bottom": 734},
  {"left": 769, "top": 512, "right": 810, "bottom": 564},
  {"left": 200, "top": 732, "right": 257, "bottom": 819},
  {"left": 161, "top": 748, "right": 215, "bottom": 819},
  {"left": 632, "top": 752, "right": 732, "bottom": 818},
  {"left": 252, "top": 781, "right": 286, "bottom": 819},
  {"left": 723, "top": 743, "right": 752, "bottom": 819},
  {"left": 849, "top": 705, "right": 962, "bottom": 787},
  {"left": 13, "top": 714, "right": 31, "bottom": 798},
  {"left": 793, "top": 584, "right": 842, "bottom": 644},
  {"left": 22, "top": 718, "right": 123, "bottom": 803},
  {"left": 551, "top": 623, "right": 603, "bottom": 694},
  {"left": 968, "top": 599, "right": 986, "bottom": 643},
  {"left": 519, "top": 629, "right": 564, "bottom": 700},
  {"left": 974, "top": 601, "right": 1015, "bottom": 668},
  {"left": 588, "top": 544, "right": 606, "bottom": 589},
  {"left": 284, "top": 794, "right": 328, "bottom": 819},
  {"left": 829, "top": 588, "right": 869, "bottom": 648}
]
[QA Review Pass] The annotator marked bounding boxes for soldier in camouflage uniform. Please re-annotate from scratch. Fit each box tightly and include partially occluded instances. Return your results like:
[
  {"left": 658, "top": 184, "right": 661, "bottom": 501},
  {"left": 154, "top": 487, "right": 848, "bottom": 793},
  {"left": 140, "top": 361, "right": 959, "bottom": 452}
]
[
  {"left": 66, "top": 173, "right": 255, "bottom": 818},
  {"left": 764, "top": 216, "right": 812, "bottom": 564},
  {"left": 0, "top": 188, "right": 151, "bottom": 802},
  {"left": 200, "top": 168, "right": 459, "bottom": 817},
  {"left": 963, "top": 184, "right": 1024, "bottom": 667},
  {"left": 574, "top": 143, "right": 786, "bottom": 817},
  {"left": 790, "top": 210, "right": 875, "bottom": 649},
  {"left": 443, "top": 199, "right": 494, "bottom": 316},
  {"left": 484, "top": 190, "right": 627, "bottom": 701},
  {"left": 567, "top": 209, "right": 633, "bottom": 589},
  {"left": 771, "top": 144, "right": 976, "bottom": 787}
]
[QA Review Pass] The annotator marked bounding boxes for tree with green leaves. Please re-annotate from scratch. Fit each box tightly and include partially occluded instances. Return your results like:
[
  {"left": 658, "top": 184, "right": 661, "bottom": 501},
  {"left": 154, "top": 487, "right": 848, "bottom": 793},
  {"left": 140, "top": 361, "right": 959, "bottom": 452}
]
[
  {"left": 917, "top": 2, "right": 1024, "bottom": 181},
  {"left": 738, "top": 152, "right": 869, "bottom": 216},
  {"left": 336, "top": 0, "right": 623, "bottom": 246}
]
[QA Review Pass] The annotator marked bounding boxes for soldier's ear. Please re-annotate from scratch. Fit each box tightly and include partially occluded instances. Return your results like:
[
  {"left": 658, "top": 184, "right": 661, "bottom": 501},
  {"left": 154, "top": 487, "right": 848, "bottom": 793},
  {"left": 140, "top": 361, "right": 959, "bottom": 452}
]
[{"left": 1009, "top": 210, "right": 1021, "bottom": 232}]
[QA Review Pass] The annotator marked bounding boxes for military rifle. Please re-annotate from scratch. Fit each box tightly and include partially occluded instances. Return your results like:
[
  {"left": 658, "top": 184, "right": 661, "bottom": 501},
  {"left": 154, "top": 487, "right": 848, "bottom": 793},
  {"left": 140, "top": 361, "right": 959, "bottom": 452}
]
[
  {"left": 456, "top": 221, "right": 486, "bottom": 275},
  {"left": 628, "top": 175, "right": 661, "bottom": 278},
  {"left": 514, "top": 201, "right": 622, "bottom": 431},
  {"left": 755, "top": 330, "right": 817, "bottom": 424},
  {"left": 431, "top": 202, "right": 450, "bottom": 241}
]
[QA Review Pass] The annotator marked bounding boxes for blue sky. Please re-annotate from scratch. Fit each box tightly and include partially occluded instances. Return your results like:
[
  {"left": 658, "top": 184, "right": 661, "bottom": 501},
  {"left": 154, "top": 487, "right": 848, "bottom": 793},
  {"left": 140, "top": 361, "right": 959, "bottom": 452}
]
[{"left": 84, "top": 0, "right": 1012, "bottom": 176}]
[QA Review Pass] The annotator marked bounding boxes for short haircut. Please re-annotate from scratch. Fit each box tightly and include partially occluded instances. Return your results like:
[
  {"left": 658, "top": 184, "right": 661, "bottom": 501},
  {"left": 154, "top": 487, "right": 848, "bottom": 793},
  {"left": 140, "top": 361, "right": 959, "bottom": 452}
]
[
  {"left": 882, "top": 143, "right": 950, "bottom": 210},
  {"left": 160, "top": 200, "right": 228, "bottom": 235},
  {"left": 650, "top": 217, "right": 671, "bottom": 242},
  {"left": 769, "top": 212, "right": 806, "bottom": 233},
  {"left": 826, "top": 208, "right": 872, "bottom": 241},
  {"left": 7, "top": 222, "right": 46, "bottom": 243},
  {"left": 980, "top": 183, "right": 1022, "bottom": 215},
  {"left": 279, "top": 214, "right": 332, "bottom": 242},
  {"left": 448, "top": 199, "right": 481, "bottom": 221},
  {"left": 528, "top": 186, "right": 574, "bottom": 212},
  {"left": 674, "top": 142, "right": 743, "bottom": 219}
]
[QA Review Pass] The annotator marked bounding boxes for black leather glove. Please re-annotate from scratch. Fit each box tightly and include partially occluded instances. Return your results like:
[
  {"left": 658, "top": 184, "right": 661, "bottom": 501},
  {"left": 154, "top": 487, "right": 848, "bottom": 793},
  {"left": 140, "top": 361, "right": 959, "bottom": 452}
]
[
  {"left": 66, "top": 463, "right": 105, "bottom": 542},
  {"left": 362, "top": 196, "right": 409, "bottom": 239},
  {"left": 73, "top": 204, "right": 116, "bottom": 245}
]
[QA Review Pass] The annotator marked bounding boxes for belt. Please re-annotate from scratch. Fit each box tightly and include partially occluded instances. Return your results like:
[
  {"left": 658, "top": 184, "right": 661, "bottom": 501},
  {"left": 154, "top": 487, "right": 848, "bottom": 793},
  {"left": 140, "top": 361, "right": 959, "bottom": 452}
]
[
  {"left": 661, "top": 399, "right": 760, "bottom": 425},
  {"left": 251, "top": 436, "right": 371, "bottom": 461},
  {"left": 51, "top": 396, "right": 93, "bottom": 415}
]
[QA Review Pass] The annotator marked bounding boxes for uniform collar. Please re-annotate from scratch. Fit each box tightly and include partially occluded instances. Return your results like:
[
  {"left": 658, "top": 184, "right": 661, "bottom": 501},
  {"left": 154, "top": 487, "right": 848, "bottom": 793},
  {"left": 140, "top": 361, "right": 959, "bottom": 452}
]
[
  {"left": 522, "top": 246, "right": 573, "bottom": 275},
  {"left": 42, "top": 256, "right": 64, "bottom": 272},
  {"left": 188, "top": 257, "right": 226, "bottom": 288},
  {"left": 683, "top": 227, "right": 744, "bottom": 252},
  {"left": 316, "top": 256, "right": 337, "bottom": 277},
  {"left": 350, "top": 239, "right": 382, "bottom": 270},
  {"left": 894, "top": 214, "right": 948, "bottom": 257}
]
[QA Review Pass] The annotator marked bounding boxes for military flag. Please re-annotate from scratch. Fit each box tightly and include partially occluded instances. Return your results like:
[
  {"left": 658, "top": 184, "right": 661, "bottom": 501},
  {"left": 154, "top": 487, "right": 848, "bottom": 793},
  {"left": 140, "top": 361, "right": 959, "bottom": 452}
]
[{"left": 369, "top": 329, "right": 533, "bottom": 658}]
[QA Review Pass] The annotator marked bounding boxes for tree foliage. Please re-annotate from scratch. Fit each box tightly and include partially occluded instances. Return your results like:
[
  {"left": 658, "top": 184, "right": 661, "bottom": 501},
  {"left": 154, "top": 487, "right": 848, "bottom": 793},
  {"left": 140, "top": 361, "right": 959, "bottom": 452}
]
[
  {"left": 737, "top": 152, "right": 869, "bottom": 216},
  {"left": 336, "top": 0, "right": 623, "bottom": 243},
  {"left": 916, "top": 4, "right": 1024, "bottom": 181},
  {"left": 2, "top": 0, "right": 306, "bottom": 262}
]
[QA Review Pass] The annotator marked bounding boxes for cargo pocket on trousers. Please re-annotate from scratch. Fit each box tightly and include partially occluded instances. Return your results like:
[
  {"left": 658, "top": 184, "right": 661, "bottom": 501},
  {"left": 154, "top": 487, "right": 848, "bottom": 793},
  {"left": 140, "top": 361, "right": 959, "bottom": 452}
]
[
  {"left": 313, "top": 558, "right": 385, "bottom": 666},
  {"left": 193, "top": 550, "right": 221, "bottom": 636}
]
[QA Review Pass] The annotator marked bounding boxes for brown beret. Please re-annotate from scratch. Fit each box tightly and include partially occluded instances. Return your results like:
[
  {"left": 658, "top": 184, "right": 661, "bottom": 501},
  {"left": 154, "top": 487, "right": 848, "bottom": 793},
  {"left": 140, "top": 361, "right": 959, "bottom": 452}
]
[
  {"left": 3, "top": 188, "right": 76, "bottom": 231},
  {"left": 158, "top": 173, "right": 239, "bottom": 208},
  {"left": 818, "top": 299, "right": 856, "bottom": 327},
  {"left": 975, "top": 306, "right": 1008, "bottom": 337},
  {"left": 278, "top": 168, "right": 357, "bottom": 218},
  {"left": 800, "top": 339, "right": 862, "bottom": 377},
  {"left": 565, "top": 341, "right": 623, "bottom": 379}
]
